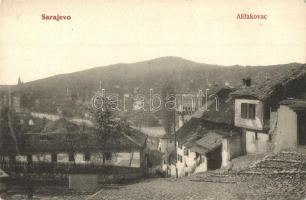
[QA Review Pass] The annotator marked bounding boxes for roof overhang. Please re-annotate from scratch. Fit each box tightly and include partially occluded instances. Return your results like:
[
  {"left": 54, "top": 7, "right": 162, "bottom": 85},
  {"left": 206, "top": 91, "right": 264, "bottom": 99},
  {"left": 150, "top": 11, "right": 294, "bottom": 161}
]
[{"left": 280, "top": 99, "right": 306, "bottom": 110}]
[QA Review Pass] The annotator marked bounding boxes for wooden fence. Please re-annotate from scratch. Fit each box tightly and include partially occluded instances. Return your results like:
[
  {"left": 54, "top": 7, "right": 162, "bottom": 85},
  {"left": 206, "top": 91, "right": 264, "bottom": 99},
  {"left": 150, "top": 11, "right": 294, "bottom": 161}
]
[{"left": 0, "top": 160, "right": 142, "bottom": 175}]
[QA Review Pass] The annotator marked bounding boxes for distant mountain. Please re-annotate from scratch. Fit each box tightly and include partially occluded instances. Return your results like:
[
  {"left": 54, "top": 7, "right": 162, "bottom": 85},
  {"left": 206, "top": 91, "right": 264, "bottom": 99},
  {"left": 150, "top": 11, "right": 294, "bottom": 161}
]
[
  {"left": 10, "top": 56, "right": 304, "bottom": 117},
  {"left": 17, "top": 57, "right": 303, "bottom": 94}
]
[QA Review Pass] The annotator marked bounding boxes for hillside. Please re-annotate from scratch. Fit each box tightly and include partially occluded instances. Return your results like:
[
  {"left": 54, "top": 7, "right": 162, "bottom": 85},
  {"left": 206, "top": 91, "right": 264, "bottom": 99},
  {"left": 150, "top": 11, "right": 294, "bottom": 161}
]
[
  {"left": 8, "top": 56, "right": 304, "bottom": 119},
  {"left": 15, "top": 57, "right": 303, "bottom": 95}
]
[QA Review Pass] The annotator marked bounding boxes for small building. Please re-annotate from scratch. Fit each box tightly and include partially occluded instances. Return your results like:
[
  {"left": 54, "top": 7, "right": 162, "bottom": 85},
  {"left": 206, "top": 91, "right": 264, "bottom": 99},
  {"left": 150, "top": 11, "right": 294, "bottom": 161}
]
[
  {"left": 230, "top": 64, "right": 306, "bottom": 154},
  {"left": 0, "top": 118, "right": 149, "bottom": 190}
]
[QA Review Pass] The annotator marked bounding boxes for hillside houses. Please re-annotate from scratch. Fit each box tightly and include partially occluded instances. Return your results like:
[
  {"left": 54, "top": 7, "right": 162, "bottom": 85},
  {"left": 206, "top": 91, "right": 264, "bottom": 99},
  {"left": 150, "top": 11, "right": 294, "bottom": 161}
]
[
  {"left": 231, "top": 64, "right": 306, "bottom": 154},
  {"left": 171, "top": 64, "right": 306, "bottom": 177},
  {"left": 172, "top": 88, "right": 244, "bottom": 177}
]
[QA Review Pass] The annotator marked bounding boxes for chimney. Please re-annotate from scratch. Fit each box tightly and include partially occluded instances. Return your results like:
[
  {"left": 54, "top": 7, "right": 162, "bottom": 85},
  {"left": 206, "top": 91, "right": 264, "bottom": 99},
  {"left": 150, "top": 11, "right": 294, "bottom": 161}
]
[{"left": 242, "top": 78, "right": 251, "bottom": 87}]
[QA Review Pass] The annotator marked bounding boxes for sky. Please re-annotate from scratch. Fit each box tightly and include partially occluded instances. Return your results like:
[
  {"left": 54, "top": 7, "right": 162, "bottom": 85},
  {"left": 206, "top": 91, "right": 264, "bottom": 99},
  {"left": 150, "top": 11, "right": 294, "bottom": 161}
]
[{"left": 0, "top": 0, "right": 305, "bottom": 84}]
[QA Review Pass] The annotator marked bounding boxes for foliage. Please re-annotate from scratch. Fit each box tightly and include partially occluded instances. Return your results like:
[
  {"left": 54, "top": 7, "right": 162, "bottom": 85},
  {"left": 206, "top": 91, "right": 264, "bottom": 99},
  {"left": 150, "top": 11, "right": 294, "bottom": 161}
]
[
  {"left": 94, "top": 97, "right": 131, "bottom": 164},
  {"left": 0, "top": 106, "right": 22, "bottom": 155}
]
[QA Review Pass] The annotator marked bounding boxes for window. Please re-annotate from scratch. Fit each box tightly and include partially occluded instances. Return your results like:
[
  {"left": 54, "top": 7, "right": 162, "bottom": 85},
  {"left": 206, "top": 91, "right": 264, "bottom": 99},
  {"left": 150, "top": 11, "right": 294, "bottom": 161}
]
[
  {"left": 68, "top": 153, "right": 75, "bottom": 162},
  {"left": 178, "top": 143, "right": 183, "bottom": 149},
  {"left": 184, "top": 148, "right": 189, "bottom": 156},
  {"left": 241, "top": 103, "right": 256, "bottom": 119},
  {"left": 177, "top": 155, "right": 183, "bottom": 163},
  {"left": 84, "top": 152, "right": 91, "bottom": 161},
  {"left": 51, "top": 153, "right": 57, "bottom": 163}
]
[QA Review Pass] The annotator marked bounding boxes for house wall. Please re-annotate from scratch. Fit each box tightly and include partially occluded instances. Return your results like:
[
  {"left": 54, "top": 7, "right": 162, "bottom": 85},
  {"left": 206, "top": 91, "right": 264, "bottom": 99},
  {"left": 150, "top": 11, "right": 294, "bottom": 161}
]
[
  {"left": 229, "top": 134, "right": 243, "bottom": 159},
  {"left": 222, "top": 139, "right": 230, "bottom": 167},
  {"left": 194, "top": 156, "right": 207, "bottom": 173},
  {"left": 158, "top": 138, "right": 174, "bottom": 154},
  {"left": 245, "top": 131, "right": 269, "bottom": 154},
  {"left": 175, "top": 142, "right": 208, "bottom": 177},
  {"left": 22, "top": 151, "right": 141, "bottom": 167},
  {"left": 222, "top": 135, "right": 243, "bottom": 168},
  {"left": 176, "top": 143, "right": 185, "bottom": 177},
  {"left": 273, "top": 105, "right": 298, "bottom": 153},
  {"left": 32, "top": 153, "right": 51, "bottom": 162},
  {"left": 58, "top": 153, "right": 69, "bottom": 162},
  {"left": 184, "top": 150, "right": 197, "bottom": 174},
  {"left": 16, "top": 155, "right": 27, "bottom": 162},
  {"left": 235, "top": 99, "right": 264, "bottom": 130}
]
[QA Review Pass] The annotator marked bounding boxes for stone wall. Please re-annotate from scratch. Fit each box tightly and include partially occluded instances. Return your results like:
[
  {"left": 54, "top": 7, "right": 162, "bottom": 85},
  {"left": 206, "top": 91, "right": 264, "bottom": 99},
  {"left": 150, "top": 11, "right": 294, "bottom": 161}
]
[
  {"left": 69, "top": 174, "right": 98, "bottom": 191},
  {"left": 245, "top": 131, "right": 269, "bottom": 154}
]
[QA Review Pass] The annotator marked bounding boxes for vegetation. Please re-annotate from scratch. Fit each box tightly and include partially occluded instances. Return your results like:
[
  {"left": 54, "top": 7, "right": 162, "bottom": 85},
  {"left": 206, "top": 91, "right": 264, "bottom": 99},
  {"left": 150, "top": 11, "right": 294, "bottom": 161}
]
[
  {"left": 0, "top": 105, "right": 22, "bottom": 155},
  {"left": 94, "top": 97, "right": 130, "bottom": 164}
]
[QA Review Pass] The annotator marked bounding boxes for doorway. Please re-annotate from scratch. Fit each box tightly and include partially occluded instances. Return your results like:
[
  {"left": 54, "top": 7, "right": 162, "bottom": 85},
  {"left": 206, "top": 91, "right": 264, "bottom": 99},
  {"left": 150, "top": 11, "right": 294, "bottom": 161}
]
[
  {"left": 206, "top": 145, "right": 222, "bottom": 170},
  {"left": 298, "top": 111, "right": 306, "bottom": 145}
]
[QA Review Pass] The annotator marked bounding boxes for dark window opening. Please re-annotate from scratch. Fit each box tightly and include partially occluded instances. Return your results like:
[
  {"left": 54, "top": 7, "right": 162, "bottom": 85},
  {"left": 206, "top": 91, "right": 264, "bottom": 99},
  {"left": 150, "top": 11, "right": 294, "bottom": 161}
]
[
  {"left": 241, "top": 103, "right": 248, "bottom": 119},
  {"left": 84, "top": 152, "right": 91, "bottom": 161},
  {"left": 255, "top": 132, "right": 258, "bottom": 140},
  {"left": 241, "top": 103, "right": 256, "bottom": 119},
  {"left": 249, "top": 104, "right": 256, "bottom": 119},
  {"left": 177, "top": 155, "right": 183, "bottom": 163},
  {"left": 184, "top": 148, "right": 189, "bottom": 156},
  {"left": 51, "top": 153, "right": 57, "bottom": 163},
  {"left": 68, "top": 153, "right": 75, "bottom": 162}
]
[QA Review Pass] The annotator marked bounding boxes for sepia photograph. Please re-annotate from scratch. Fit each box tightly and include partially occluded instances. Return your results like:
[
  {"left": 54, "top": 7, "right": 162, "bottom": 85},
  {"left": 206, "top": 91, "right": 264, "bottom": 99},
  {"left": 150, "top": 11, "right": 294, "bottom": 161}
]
[{"left": 0, "top": 0, "right": 306, "bottom": 199}]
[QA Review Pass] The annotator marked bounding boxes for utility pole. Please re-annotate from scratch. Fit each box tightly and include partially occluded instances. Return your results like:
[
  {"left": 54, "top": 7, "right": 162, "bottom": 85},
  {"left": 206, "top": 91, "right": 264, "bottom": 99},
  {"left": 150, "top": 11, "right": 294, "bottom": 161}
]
[
  {"left": 173, "top": 109, "right": 178, "bottom": 179},
  {"left": 7, "top": 86, "right": 19, "bottom": 154}
]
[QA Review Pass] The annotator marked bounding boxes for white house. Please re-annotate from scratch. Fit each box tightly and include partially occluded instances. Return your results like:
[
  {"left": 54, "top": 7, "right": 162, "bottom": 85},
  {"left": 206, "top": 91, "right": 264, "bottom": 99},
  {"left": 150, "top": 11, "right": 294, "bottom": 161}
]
[
  {"left": 174, "top": 88, "right": 244, "bottom": 177},
  {"left": 231, "top": 64, "right": 306, "bottom": 154}
]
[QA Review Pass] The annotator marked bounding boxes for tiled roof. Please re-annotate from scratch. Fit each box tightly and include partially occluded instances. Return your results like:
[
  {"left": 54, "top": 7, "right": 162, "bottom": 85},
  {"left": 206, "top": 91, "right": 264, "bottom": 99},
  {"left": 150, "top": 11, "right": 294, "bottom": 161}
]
[
  {"left": 201, "top": 88, "right": 236, "bottom": 125},
  {"left": 230, "top": 65, "right": 306, "bottom": 101},
  {"left": 176, "top": 118, "right": 207, "bottom": 143},
  {"left": 189, "top": 145, "right": 209, "bottom": 155},
  {"left": 22, "top": 127, "right": 147, "bottom": 153},
  {"left": 280, "top": 99, "right": 306, "bottom": 109},
  {"left": 42, "top": 118, "right": 80, "bottom": 133},
  {"left": 195, "top": 131, "right": 223, "bottom": 150}
]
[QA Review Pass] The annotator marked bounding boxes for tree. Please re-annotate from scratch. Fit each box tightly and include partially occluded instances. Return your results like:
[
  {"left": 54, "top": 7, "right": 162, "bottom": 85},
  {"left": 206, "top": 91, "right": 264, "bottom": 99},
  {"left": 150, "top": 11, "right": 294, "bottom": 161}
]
[
  {"left": 94, "top": 97, "right": 130, "bottom": 165},
  {"left": 0, "top": 105, "right": 21, "bottom": 155},
  {"left": 161, "top": 80, "right": 175, "bottom": 135}
]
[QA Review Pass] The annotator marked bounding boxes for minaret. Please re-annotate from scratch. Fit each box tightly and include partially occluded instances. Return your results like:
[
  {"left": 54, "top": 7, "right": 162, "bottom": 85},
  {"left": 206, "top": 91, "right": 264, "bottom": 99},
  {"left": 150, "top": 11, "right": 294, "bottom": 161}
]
[{"left": 18, "top": 76, "right": 22, "bottom": 85}]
